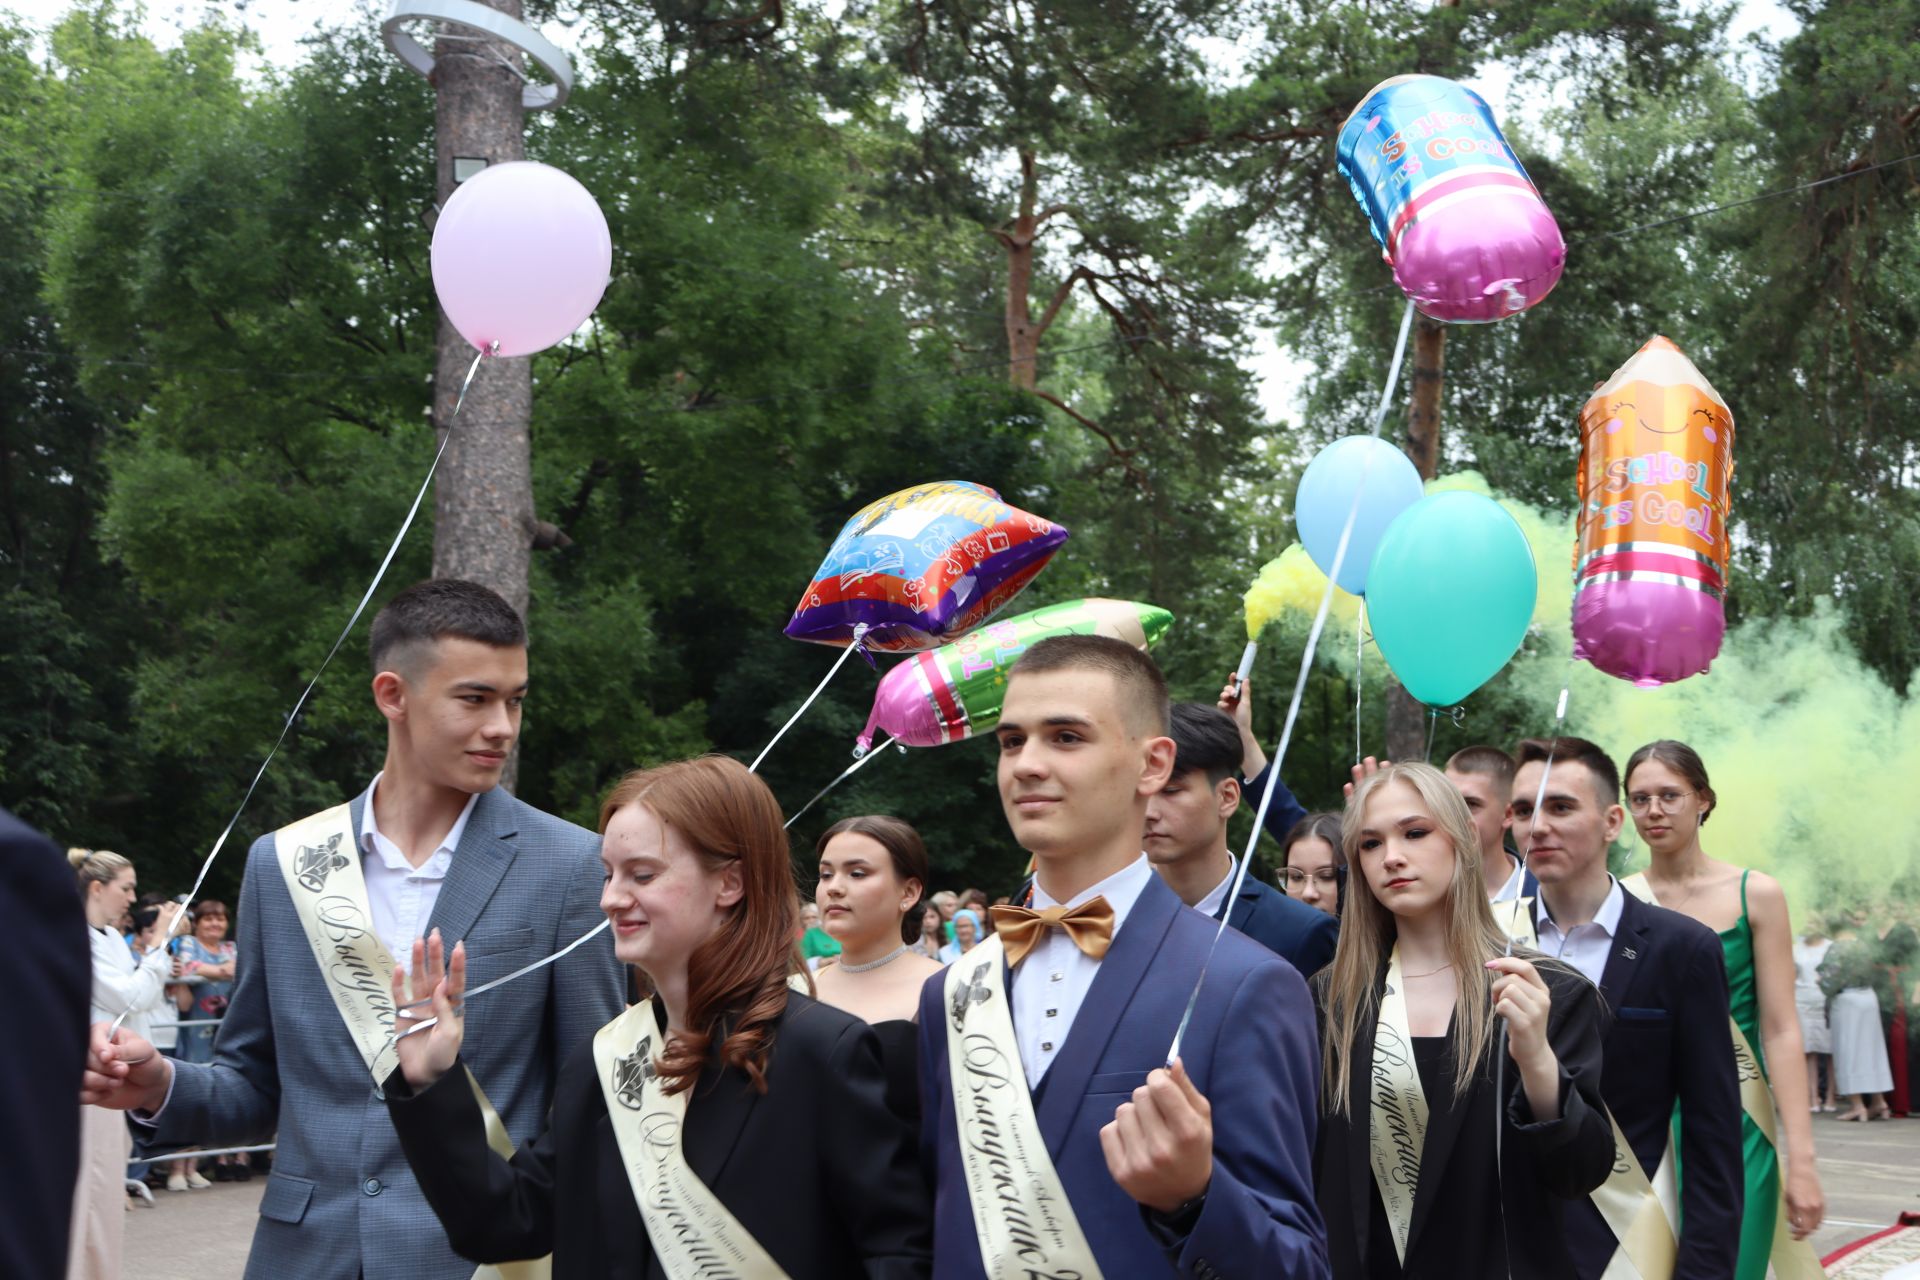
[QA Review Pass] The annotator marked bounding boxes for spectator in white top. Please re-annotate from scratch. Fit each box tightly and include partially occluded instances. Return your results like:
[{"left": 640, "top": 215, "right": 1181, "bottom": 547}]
[{"left": 68, "top": 848, "right": 181, "bottom": 1280}]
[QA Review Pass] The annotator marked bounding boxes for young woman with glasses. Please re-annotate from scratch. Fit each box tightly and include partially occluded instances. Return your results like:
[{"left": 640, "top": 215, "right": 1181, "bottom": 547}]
[
  {"left": 1624, "top": 739, "right": 1826, "bottom": 1277},
  {"left": 1279, "top": 811, "right": 1345, "bottom": 919}
]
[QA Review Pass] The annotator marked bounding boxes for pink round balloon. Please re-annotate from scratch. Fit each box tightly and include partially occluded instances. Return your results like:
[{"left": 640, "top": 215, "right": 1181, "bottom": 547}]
[{"left": 430, "top": 161, "right": 612, "bottom": 358}]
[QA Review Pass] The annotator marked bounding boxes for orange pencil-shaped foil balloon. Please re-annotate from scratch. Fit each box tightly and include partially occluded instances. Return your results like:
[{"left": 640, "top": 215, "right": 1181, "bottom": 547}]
[{"left": 1573, "top": 336, "right": 1735, "bottom": 686}]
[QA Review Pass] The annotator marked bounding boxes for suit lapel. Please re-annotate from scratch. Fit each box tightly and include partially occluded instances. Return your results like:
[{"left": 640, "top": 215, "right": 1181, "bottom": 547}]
[
  {"left": 425, "top": 787, "right": 517, "bottom": 945},
  {"left": 1224, "top": 885, "right": 1258, "bottom": 932},
  {"left": 682, "top": 1043, "right": 759, "bottom": 1192},
  {"left": 1031, "top": 873, "right": 1179, "bottom": 1157},
  {"left": 1346, "top": 999, "right": 1379, "bottom": 1270},
  {"left": 1597, "top": 890, "right": 1651, "bottom": 1011},
  {"left": 1403, "top": 1011, "right": 1473, "bottom": 1256}
]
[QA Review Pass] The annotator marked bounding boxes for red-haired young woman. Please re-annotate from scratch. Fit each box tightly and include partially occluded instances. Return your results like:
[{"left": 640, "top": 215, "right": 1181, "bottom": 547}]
[{"left": 382, "top": 755, "right": 931, "bottom": 1278}]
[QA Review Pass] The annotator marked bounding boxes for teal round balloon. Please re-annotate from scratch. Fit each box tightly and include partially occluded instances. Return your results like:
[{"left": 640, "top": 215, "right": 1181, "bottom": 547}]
[{"left": 1365, "top": 491, "right": 1537, "bottom": 706}]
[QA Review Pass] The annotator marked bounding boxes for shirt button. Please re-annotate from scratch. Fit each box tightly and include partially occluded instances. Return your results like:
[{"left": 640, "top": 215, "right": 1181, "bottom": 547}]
[
  {"left": 1041, "top": 1041, "right": 1054, "bottom": 1052},
  {"left": 362, "top": 1178, "right": 383, "bottom": 1196},
  {"left": 1046, "top": 1008, "right": 1058, "bottom": 1017},
  {"left": 1050, "top": 972, "right": 1064, "bottom": 983}
]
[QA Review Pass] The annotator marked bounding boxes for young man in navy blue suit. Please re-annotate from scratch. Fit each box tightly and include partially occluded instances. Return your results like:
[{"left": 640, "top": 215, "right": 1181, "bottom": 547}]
[
  {"left": 917, "top": 635, "right": 1328, "bottom": 1279},
  {"left": 1146, "top": 703, "right": 1337, "bottom": 978},
  {"left": 1512, "top": 736, "right": 1743, "bottom": 1280}
]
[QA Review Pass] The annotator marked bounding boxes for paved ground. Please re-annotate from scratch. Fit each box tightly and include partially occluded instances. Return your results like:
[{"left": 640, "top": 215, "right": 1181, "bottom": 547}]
[{"left": 122, "top": 1113, "right": 1920, "bottom": 1278}]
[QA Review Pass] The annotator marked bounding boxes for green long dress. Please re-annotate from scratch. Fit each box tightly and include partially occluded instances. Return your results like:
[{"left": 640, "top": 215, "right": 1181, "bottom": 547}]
[{"left": 1719, "top": 869, "right": 1780, "bottom": 1280}]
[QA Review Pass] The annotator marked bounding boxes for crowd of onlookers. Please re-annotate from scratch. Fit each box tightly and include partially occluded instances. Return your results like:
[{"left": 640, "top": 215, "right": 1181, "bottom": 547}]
[
  {"left": 1796, "top": 918, "right": 1919, "bottom": 1122},
  {"left": 65, "top": 849, "right": 258, "bottom": 1210}
]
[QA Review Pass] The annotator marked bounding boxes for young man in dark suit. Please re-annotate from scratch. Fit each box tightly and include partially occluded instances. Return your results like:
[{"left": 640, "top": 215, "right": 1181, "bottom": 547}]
[
  {"left": 1145, "top": 703, "right": 1337, "bottom": 977},
  {"left": 918, "top": 635, "right": 1328, "bottom": 1279},
  {"left": 2, "top": 807, "right": 91, "bottom": 1279},
  {"left": 1512, "top": 736, "right": 1744, "bottom": 1280}
]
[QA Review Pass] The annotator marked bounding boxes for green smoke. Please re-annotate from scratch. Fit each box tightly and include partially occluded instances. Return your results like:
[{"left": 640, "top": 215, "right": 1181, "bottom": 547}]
[{"left": 1271, "top": 470, "right": 1920, "bottom": 920}]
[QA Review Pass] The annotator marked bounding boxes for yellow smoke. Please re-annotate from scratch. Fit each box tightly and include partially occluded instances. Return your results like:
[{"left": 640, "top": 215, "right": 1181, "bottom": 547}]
[
  {"left": 1243, "top": 543, "right": 1361, "bottom": 640},
  {"left": 1254, "top": 470, "right": 1920, "bottom": 919}
]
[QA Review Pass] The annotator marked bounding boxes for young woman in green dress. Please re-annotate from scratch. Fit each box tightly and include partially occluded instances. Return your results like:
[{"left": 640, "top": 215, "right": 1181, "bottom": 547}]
[{"left": 1625, "top": 740, "right": 1826, "bottom": 1280}]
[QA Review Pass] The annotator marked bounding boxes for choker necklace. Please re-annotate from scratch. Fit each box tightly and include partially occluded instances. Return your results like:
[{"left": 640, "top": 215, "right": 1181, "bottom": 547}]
[{"left": 838, "top": 944, "right": 909, "bottom": 973}]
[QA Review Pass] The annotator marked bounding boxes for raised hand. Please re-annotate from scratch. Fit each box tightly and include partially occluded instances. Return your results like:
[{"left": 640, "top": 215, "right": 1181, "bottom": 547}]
[
  {"left": 1100, "top": 1058, "right": 1214, "bottom": 1214},
  {"left": 1217, "top": 673, "right": 1267, "bottom": 779},
  {"left": 81, "top": 1021, "right": 172, "bottom": 1112},
  {"left": 1487, "top": 956, "right": 1561, "bottom": 1121},
  {"left": 390, "top": 929, "right": 467, "bottom": 1091},
  {"left": 1342, "top": 755, "right": 1387, "bottom": 803}
]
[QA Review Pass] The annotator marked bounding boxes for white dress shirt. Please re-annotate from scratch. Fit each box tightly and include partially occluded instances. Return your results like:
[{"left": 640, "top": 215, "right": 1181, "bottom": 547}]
[
  {"left": 1535, "top": 876, "right": 1626, "bottom": 986},
  {"left": 1011, "top": 854, "right": 1154, "bottom": 1086},
  {"left": 1193, "top": 855, "right": 1238, "bottom": 921},
  {"left": 1490, "top": 851, "right": 1528, "bottom": 903},
  {"left": 359, "top": 773, "right": 479, "bottom": 971}
]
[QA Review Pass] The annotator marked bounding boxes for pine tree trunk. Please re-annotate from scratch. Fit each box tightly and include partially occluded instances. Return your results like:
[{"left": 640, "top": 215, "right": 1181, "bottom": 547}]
[
  {"left": 430, "top": 0, "right": 533, "bottom": 788},
  {"left": 1385, "top": 313, "right": 1447, "bottom": 762},
  {"left": 1004, "top": 150, "right": 1040, "bottom": 389}
]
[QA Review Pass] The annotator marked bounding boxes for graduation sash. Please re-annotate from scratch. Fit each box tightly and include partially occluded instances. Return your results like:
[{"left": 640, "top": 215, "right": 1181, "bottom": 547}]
[
  {"left": 943, "top": 936, "right": 1103, "bottom": 1280},
  {"left": 1368, "top": 945, "right": 1429, "bottom": 1267},
  {"left": 592, "top": 1002, "right": 790, "bottom": 1280},
  {"left": 275, "top": 804, "right": 548, "bottom": 1280},
  {"left": 1620, "top": 874, "right": 1825, "bottom": 1280}
]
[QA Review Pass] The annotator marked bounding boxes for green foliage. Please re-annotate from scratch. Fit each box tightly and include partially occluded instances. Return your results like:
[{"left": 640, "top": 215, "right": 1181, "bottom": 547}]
[{"left": 1, "top": 0, "right": 1914, "bottom": 910}]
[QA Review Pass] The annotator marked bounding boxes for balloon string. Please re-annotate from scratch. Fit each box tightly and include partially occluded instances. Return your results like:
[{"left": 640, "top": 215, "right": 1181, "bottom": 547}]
[
  {"left": 1424, "top": 708, "right": 1439, "bottom": 762},
  {"left": 393, "top": 917, "right": 612, "bottom": 1026},
  {"left": 1354, "top": 600, "right": 1366, "bottom": 765},
  {"left": 784, "top": 736, "right": 896, "bottom": 830},
  {"left": 1505, "top": 670, "right": 1575, "bottom": 951},
  {"left": 750, "top": 624, "right": 867, "bottom": 774},
  {"left": 110, "top": 343, "right": 495, "bottom": 1038},
  {"left": 1168, "top": 298, "right": 1416, "bottom": 1063}
]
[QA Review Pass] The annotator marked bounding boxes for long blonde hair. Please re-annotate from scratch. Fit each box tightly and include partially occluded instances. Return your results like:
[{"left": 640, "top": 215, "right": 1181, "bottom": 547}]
[{"left": 1321, "top": 763, "right": 1523, "bottom": 1114}]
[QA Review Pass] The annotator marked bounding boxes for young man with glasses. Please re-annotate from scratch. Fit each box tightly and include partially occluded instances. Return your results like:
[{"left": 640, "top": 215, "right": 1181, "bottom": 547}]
[{"left": 1143, "top": 703, "right": 1337, "bottom": 976}]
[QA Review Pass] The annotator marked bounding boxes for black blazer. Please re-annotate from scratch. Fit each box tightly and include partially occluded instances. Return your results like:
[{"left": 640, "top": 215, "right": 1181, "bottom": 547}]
[
  {"left": 1313, "top": 962, "right": 1613, "bottom": 1279},
  {"left": 1538, "top": 890, "right": 1744, "bottom": 1280},
  {"left": 386, "top": 992, "right": 932, "bottom": 1280},
  {"left": 1219, "top": 873, "right": 1339, "bottom": 979},
  {"left": 1, "top": 808, "right": 91, "bottom": 1280}
]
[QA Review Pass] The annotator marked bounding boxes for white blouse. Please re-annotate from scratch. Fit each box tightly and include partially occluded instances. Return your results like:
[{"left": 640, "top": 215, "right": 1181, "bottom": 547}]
[{"left": 87, "top": 924, "right": 171, "bottom": 1042}]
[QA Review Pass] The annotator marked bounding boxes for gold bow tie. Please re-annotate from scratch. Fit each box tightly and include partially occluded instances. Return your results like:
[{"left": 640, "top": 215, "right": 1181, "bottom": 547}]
[{"left": 989, "top": 897, "right": 1115, "bottom": 968}]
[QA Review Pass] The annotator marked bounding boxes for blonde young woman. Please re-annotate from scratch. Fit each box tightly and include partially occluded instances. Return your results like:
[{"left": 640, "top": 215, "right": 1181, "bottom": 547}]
[
  {"left": 69, "top": 848, "right": 180, "bottom": 1280},
  {"left": 1313, "top": 764, "right": 1612, "bottom": 1279},
  {"left": 1624, "top": 739, "right": 1826, "bottom": 1274}
]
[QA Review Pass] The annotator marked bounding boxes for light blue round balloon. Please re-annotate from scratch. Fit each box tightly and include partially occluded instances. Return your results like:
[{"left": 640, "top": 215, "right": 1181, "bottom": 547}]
[
  {"left": 1365, "top": 491, "right": 1538, "bottom": 706},
  {"left": 1293, "top": 436, "right": 1425, "bottom": 595}
]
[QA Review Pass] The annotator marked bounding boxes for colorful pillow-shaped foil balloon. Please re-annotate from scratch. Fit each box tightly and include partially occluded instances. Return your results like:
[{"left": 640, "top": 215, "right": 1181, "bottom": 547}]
[
  {"left": 786, "top": 481, "right": 1068, "bottom": 653},
  {"left": 1573, "top": 336, "right": 1735, "bottom": 687},
  {"left": 1335, "top": 75, "right": 1565, "bottom": 323},
  {"left": 857, "top": 598, "right": 1173, "bottom": 751}
]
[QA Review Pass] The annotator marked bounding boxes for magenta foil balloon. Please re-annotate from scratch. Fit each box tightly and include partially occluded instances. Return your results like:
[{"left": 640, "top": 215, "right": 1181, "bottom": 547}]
[
  {"left": 431, "top": 161, "right": 612, "bottom": 358},
  {"left": 1336, "top": 75, "right": 1565, "bottom": 323}
]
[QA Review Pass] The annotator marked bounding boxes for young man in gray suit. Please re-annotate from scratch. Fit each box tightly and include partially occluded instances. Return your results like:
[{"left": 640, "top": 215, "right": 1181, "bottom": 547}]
[{"left": 83, "top": 579, "right": 623, "bottom": 1280}]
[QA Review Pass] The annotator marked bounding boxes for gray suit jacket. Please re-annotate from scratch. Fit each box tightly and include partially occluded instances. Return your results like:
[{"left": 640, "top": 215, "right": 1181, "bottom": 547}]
[{"left": 149, "top": 787, "right": 624, "bottom": 1280}]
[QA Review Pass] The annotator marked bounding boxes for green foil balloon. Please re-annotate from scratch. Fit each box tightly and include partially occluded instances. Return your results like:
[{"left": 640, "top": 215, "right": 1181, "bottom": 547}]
[
  {"left": 857, "top": 598, "right": 1174, "bottom": 751},
  {"left": 1365, "top": 491, "right": 1537, "bottom": 706}
]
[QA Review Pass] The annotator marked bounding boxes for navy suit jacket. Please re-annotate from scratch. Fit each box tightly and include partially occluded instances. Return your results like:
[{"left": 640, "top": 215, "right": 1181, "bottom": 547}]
[
  {"left": 2, "top": 808, "right": 91, "bottom": 1280},
  {"left": 1218, "top": 874, "right": 1338, "bottom": 980},
  {"left": 1535, "top": 890, "right": 1744, "bottom": 1280},
  {"left": 1241, "top": 763, "right": 1308, "bottom": 845},
  {"left": 917, "top": 872, "right": 1329, "bottom": 1279}
]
